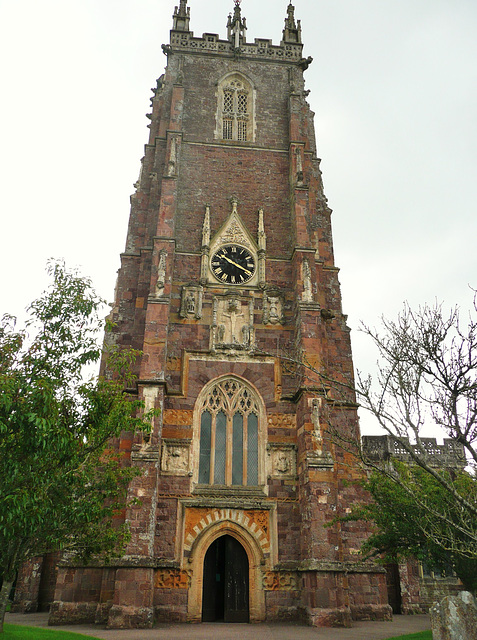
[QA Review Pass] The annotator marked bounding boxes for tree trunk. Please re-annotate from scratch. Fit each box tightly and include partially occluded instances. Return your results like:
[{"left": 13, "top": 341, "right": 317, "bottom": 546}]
[{"left": 0, "top": 578, "right": 14, "bottom": 634}]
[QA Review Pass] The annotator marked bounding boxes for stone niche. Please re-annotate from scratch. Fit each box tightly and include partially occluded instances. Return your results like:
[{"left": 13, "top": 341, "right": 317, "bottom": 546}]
[
  {"left": 211, "top": 293, "right": 255, "bottom": 351},
  {"left": 262, "top": 288, "right": 285, "bottom": 325},
  {"left": 268, "top": 443, "right": 297, "bottom": 478},
  {"left": 161, "top": 439, "right": 191, "bottom": 475},
  {"left": 179, "top": 284, "right": 203, "bottom": 320}
]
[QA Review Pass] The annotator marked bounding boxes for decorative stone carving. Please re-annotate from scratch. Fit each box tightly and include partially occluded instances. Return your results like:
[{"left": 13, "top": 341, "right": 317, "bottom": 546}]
[
  {"left": 163, "top": 409, "right": 193, "bottom": 426},
  {"left": 183, "top": 507, "right": 271, "bottom": 555},
  {"left": 257, "top": 208, "right": 266, "bottom": 287},
  {"left": 180, "top": 285, "right": 203, "bottom": 319},
  {"left": 362, "top": 435, "right": 466, "bottom": 468},
  {"left": 167, "top": 136, "right": 178, "bottom": 177},
  {"left": 267, "top": 414, "right": 296, "bottom": 430},
  {"left": 166, "top": 356, "right": 182, "bottom": 372},
  {"left": 262, "top": 571, "right": 299, "bottom": 592},
  {"left": 302, "top": 258, "right": 313, "bottom": 303},
  {"left": 155, "top": 249, "right": 167, "bottom": 297},
  {"left": 161, "top": 439, "right": 190, "bottom": 475},
  {"left": 200, "top": 205, "right": 211, "bottom": 284},
  {"left": 211, "top": 295, "right": 254, "bottom": 351},
  {"left": 295, "top": 146, "right": 304, "bottom": 186},
  {"left": 155, "top": 569, "right": 191, "bottom": 590},
  {"left": 311, "top": 397, "right": 324, "bottom": 455},
  {"left": 263, "top": 290, "right": 285, "bottom": 325},
  {"left": 219, "top": 211, "right": 251, "bottom": 249},
  {"left": 268, "top": 443, "right": 297, "bottom": 478}
]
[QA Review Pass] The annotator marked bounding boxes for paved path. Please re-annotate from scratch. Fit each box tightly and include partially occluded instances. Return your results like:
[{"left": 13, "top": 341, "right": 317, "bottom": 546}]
[{"left": 6, "top": 612, "right": 431, "bottom": 640}]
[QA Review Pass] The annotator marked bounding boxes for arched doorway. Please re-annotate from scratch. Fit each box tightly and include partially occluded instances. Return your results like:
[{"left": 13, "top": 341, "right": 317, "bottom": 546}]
[{"left": 202, "top": 535, "right": 249, "bottom": 623}]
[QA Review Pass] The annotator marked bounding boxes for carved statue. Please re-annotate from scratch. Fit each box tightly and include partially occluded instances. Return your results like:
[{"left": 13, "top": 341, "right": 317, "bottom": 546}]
[
  {"left": 276, "top": 452, "right": 290, "bottom": 474},
  {"left": 155, "top": 249, "right": 167, "bottom": 297},
  {"left": 166, "top": 446, "right": 188, "bottom": 471},
  {"left": 167, "top": 137, "right": 177, "bottom": 176},
  {"left": 311, "top": 398, "right": 324, "bottom": 455},
  {"left": 302, "top": 258, "right": 313, "bottom": 303},
  {"left": 186, "top": 291, "right": 195, "bottom": 314},
  {"left": 295, "top": 147, "right": 304, "bottom": 186}
]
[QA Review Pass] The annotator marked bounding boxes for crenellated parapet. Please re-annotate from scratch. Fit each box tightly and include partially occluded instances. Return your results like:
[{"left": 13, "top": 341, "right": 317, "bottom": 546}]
[
  {"left": 168, "top": 30, "right": 304, "bottom": 63},
  {"left": 362, "top": 435, "right": 467, "bottom": 469}
]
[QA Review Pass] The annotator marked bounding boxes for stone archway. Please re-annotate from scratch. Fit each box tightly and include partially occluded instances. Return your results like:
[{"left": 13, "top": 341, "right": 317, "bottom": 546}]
[{"left": 186, "top": 520, "right": 266, "bottom": 623}]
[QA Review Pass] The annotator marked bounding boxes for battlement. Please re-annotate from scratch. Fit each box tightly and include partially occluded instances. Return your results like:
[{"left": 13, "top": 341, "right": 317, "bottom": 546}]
[
  {"left": 169, "top": 30, "right": 304, "bottom": 63},
  {"left": 362, "top": 435, "right": 467, "bottom": 469}
]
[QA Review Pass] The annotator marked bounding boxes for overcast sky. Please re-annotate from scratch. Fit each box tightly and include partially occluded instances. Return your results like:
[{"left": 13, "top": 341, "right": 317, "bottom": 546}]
[{"left": 1, "top": 0, "right": 476, "bottom": 434}]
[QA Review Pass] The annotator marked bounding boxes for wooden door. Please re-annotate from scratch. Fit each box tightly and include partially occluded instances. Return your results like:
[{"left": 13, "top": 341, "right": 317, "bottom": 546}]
[
  {"left": 202, "top": 535, "right": 249, "bottom": 623},
  {"left": 385, "top": 563, "right": 402, "bottom": 614}
]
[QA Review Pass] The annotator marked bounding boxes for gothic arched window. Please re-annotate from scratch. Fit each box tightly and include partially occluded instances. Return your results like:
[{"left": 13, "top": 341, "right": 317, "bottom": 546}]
[
  {"left": 196, "top": 377, "right": 262, "bottom": 486},
  {"left": 216, "top": 73, "right": 254, "bottom": 143}
]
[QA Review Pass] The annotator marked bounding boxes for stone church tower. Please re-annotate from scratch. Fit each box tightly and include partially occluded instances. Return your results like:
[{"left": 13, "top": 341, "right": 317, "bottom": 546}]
[{"left": 49, "top": 0, "right": 392, "bottom": 628}]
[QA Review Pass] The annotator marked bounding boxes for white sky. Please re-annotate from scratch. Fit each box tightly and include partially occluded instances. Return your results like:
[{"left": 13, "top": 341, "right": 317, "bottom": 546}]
[{"left": 1, "top": 0, "right": 476, "bottom": 434}]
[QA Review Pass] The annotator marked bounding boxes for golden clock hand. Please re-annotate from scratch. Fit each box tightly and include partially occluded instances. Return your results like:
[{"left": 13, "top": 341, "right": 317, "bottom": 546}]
[{"left": 219, "top": 254, "right": 252, "bottom": 276}]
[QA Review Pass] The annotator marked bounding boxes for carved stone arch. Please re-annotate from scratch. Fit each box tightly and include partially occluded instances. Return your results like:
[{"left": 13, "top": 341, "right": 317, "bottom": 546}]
[
  {"left": 215, "top": 71, "right": 256, "bottom": 142},
  {"left": 184, "top": 508, "right": 270, "bottom": 558},
  {"left": 191, "top": 374, "right": 267, "bottom": 488},
  {"left": 186, "top": 518, "right": 267, "bottom": 623}
]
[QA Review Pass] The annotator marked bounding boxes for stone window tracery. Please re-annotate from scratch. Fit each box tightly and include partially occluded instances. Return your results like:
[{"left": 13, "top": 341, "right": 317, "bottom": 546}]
[
  {"left": 217, "top": 74, "right": 254, "bottom": 143},
  {"left": 197, "top": 378, "right": 262, "bottom": 486}
]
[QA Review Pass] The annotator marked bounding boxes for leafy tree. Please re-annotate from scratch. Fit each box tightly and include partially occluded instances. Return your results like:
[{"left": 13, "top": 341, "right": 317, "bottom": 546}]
[
  {"left": 0, "top": 262, "right": 152, "bottom": 633},
  {"left": 344, "top": 464, "right": 477, "bottom": 593}
]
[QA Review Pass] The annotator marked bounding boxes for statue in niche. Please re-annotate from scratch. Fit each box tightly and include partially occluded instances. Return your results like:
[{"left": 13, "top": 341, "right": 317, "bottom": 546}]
[
  {"left": 223, "top": 298, "right": 244, "bottom": 343},
  {"left": 155, "top": 250, "right": 167, "bottom": 297},
  {"left": 166, "top": 446, "right": 188, "bottom": 472},
  {"left": 311, "top": 398, "right": 324, "bottom": 455},
  {"left": 269, "top": 296, "right": 282, "bottom": 324},
  {"left": 180, "top": 286, "right": 203, "bottom": 319},
  {"left": 302, "top": 258, "right": 313, "bottom": 303},
  {"left": 276, "top": 452, "right": 290, "bottom": 474},
  {"left": 167, "top": 137, "right": 177, "bottom": 176},
  {"left": 217, "top": 324, "right": 226, "bottom": 342},
  {"left": 186, "top": 291, "right": 195, "bottom": 314},
  {"left": 295, "top": 147, "right": 304, "bottom": 186},
  {"left": 263, "top": 292, "right": 284, "bottom": 325}
]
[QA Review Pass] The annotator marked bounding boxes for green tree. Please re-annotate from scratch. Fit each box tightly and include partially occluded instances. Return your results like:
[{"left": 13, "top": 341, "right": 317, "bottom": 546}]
[
  {"left": 345, "top": 464, "right": 477, "bottom": 593},
  {"left": 0, "top": 262, "right": 152, "bottom": 633}
]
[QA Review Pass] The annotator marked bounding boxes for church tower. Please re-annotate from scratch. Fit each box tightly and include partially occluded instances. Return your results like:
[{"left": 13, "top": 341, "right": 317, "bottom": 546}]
[{"left": 50, "top": 1, "right": 391, "bottom": 628}]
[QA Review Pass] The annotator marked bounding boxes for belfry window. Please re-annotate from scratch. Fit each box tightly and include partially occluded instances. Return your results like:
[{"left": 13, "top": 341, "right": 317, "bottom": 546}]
[
  {"left": 217, "top": 74, "right": 254, "bottom": 143},
  {"left": 197, "top": 378, "right": 261, "bottom": 486}
]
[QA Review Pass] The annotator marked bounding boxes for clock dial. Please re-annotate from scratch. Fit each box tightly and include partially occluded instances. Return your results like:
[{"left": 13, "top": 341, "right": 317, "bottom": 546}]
[{"left": 211, "top": 245, "right": 256, "bottom": 285}]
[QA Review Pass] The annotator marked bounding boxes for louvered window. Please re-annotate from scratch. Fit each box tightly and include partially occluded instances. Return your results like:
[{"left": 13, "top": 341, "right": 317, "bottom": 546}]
[{"left": 217, "top": 75, "right": 253, "bottom": 142}]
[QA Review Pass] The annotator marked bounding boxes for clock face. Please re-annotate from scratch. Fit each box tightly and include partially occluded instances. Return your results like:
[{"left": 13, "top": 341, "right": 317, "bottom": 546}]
[{"left": 210, "top": 244, "right": 256, "bottom": 285}]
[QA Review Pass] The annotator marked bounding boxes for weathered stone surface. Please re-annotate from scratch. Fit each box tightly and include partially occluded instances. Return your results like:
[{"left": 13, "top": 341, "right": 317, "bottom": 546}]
[
  {"left": 430, "top": 591, "right": 477, "bottom": 640},
  {"left": 107, "top": 605, "right": 154, "bottom": 629},
  {"left": 48, "top": 601, "right": 97, "bottom": 625}
]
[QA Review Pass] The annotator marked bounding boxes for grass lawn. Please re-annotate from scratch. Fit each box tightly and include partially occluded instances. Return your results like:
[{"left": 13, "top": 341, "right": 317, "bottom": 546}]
[
  {"left": 388, "top": 633, "right": 432, "bottom": 640},
  {"left": 2, "top": 625, "right": 102, "bottom": 640}
]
